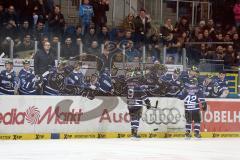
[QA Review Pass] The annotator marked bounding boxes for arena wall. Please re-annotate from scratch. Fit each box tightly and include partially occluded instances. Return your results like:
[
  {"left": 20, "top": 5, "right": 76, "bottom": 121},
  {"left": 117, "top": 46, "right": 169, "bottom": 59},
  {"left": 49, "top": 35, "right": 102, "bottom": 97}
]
[{"left": 0, "top": 96, "right": 240, "bottom": 140}]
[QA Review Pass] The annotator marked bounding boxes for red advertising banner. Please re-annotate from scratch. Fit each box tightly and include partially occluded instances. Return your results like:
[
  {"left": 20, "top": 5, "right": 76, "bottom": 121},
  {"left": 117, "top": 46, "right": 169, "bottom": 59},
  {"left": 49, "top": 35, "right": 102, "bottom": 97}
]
[{"left": 202, "top": 100, "right": 240, "bottom": 132}]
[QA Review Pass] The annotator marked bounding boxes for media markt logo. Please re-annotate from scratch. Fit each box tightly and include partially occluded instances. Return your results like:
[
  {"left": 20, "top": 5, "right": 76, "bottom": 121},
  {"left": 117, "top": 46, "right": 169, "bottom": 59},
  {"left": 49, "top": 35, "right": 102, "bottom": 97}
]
[
  {"left": 25, "top": 106, "right": 40, "bottom": 125},
  {"left": 0, "top": 105, "right": 83, "bottom": 125}
]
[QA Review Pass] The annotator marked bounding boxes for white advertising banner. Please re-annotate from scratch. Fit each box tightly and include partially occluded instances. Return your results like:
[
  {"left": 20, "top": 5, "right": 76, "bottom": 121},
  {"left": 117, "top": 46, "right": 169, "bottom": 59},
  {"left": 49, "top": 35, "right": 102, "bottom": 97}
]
[{"left": 0, "top": 96, "right": 185, "bottom": 134}]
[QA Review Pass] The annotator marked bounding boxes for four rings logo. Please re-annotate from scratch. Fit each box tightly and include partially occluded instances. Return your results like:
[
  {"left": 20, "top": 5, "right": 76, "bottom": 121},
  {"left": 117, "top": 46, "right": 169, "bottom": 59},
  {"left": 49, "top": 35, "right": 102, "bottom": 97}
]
[{"left": 142, "top": 108, "right": 181, "bottom": 125}]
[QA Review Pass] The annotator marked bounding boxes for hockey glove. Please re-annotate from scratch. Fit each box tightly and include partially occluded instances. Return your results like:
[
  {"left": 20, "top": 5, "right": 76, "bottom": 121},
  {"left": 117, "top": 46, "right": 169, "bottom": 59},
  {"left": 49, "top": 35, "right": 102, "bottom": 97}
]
[
  {"left": 145, "top": 99, "right": 151, "bottom": 109},
  {"left": 202, "top": 101, "right": 207, "bottom": 111}
]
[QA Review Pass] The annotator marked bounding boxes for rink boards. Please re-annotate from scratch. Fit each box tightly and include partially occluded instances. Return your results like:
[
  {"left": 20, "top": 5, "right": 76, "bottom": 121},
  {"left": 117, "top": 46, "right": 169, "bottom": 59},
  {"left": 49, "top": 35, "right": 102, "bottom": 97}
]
[{"left": 0, "top": 96, "right": 240, "bottom": 140}]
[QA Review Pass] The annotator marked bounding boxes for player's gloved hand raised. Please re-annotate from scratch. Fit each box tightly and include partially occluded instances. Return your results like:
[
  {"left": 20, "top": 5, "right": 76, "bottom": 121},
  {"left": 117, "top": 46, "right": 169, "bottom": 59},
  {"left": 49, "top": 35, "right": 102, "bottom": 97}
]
[
  {"left": 202, "top": 101, "right": 207, "bottom": 111},
  {"left": 145, "top": 99, "right": 151, "bottom": 109}
]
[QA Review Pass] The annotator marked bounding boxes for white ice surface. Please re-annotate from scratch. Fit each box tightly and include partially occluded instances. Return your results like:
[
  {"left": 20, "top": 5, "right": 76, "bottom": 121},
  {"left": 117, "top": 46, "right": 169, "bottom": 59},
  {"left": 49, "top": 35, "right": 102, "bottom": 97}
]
[{"left": 0, "top": 138, "right": 240, "bottom": 160}]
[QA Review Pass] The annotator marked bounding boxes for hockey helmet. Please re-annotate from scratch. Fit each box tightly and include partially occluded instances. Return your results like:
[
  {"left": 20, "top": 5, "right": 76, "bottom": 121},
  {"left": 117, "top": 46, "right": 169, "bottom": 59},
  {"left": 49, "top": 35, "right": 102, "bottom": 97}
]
[{"left": 5, "top": 59, "right": 13, "bottom": 65}]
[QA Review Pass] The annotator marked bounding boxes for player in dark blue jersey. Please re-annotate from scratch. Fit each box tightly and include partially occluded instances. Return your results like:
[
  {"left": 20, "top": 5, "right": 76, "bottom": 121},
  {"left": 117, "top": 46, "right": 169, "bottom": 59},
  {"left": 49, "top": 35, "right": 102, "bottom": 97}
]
[
  {"left": 202, "top": 74, "right": 214, "bottom": 98},
  {"left": 18, "top": 60, "right": 38, "bottom": 95},
  {"left": 111, "top": 66, "right": 127, "bottom": 96},
  {"left": 127, "top": 72, "right": 151, "bottom": 138},
  {"left": 161, "top": 68, "right": 182, "bottom": 96},
  {"left": 0, "top": 60, "right": 18, "bottom": 95},
  {"left": 180, "top": 65, "right": 199, "bottom": 84},
  {"left": 42, "top": 60, "right": 68, "bottom": 95},
  {"left": 179, "top": 77, "right": 207, "bottom": 138},
  {"left": 212, "top": 71, "right": 229, "bottom": 98},
  {"left": 99, "top": 68, "right": 113, "bottom": 95},
  {"left": 82, "top": 73, "right": 100, "bottom": 100},
  {"left": 66, "top": 61, "right": 85, "bottom": 87}
]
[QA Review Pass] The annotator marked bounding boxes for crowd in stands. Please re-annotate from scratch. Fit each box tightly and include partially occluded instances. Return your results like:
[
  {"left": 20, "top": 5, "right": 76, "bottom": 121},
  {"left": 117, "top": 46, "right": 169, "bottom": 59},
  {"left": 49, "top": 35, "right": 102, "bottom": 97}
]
[{"left": 0, "top": 0, "right": 239, "bottom": 74}]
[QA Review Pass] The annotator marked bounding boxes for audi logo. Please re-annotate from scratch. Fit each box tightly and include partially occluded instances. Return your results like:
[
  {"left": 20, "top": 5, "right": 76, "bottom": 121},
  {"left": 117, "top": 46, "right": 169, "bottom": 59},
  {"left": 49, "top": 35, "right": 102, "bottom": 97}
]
[{"left": 142, "top": 108, "right": 181, "bottom": 125}]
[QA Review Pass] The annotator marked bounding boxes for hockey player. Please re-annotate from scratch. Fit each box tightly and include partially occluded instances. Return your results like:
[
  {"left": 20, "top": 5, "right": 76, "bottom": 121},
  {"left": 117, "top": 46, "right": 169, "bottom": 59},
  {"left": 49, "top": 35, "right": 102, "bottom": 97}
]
[
  {"left": 181, "top": 65, "right": 199, "bottom": 84},
  {"left": 99, "top": 67, "right": 114, "bottom": 95},
  {"left": 202, "top": 74, "right": 214, "bottom": 98},
  {"left": 212, "top": 71, "right": 229, "bottom": 98},
  {"left": 42, "top": 60, "right": 68, "bottom": 95},
  {"left": 82, "top": 73, "right": 100, "bottom": 100},
  {"left": 18, "top": 60, "right": 38, "bottom": 95},
  {"left": 179, "top": 78, "right": 207, "bottom": 138},
  {"left": 111, "top": 66, "right": 127, "bottom": 96},
  {"left": 127, "top": 72, "right": 151, "bottom": 138},
  {"left": 161, "top": 68, "right": 182, "bottom": 96},
  {"left": 0, "top": 59, "right": 18, "bottom": 95}
]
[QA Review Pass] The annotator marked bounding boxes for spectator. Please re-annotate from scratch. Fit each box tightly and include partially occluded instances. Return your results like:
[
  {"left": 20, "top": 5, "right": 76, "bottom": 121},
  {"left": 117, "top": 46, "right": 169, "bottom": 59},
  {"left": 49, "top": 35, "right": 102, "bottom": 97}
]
[
  {"left": 122, "top": 13, "right": 135, "bottom": 32},
  {"left": 213, "top": 45, "right": 225, "bottom": 61},
  {"left": 19, "top": 20, "right": 32, "bottom": 40},
  {"left": 123, "top": 30, "right": 133, "bottom": 41},
  {"left": 15, "top": 34, "right": 34, "bottom": 58},
  {"left": 61, "top": 37, "right": 77, "bottom": 59},
  {"left": 33, "top": 21, "right": 47, "bottom": 41},
  {"left": 38, "top": 36, "right": 49, "bottom": 50},
  {"left": 34, "top": 0, "right": 54, "bottom": 20},
  {"left": 109, "top": 27, "right": 124, "bottom": 42},
  {"left": 233, "top": 33, "right": 240, "bottom": 51},
  {"left": 92, "top": 0, "right": 109, "bottom": 29},
  {"left": 18, "top": 0, "right": 34, "bottom": 26},
  {"left": 0, "top": 4, "right": 4, "bottom": 30},
  {"left": 224, "top": 45, "right": 237, "bottom": 68},
  {"left": 203, "top": 29, "right": 212, "bottom": 42},
  {"left": 134, "top": 8, "right": 151, "bottom": 42},
  {"left": 233, "top": 0, "right": 240, "bottom": 28},
  {"left": 1, "top": 20, "right": 18, "bottom": 40},
  {"left": 75, "top": 25, "right": 83, "bottom": 41},
  {"left": 3, "top": 5, "right": 18, "bottom": 25},
  {"left": 86, "top": 40, "right": 100, "bottom": 56},
  {"left": 175, "top": 16, "right": 190, "bottom": 35},
  {"left": 199, "top": 44, "right": 213, "bottom": 60},
  {"left": 161, "top": 18, "right": 174, "bottom": 45},
  {"left": 50, "top": 35, "right": 60, "bottom": 59},
  {"left": 126, "top": 41, "right": 140, "bottom": 62},
  {"left": 83, "top": 27, "right": 98, "bottom": 49},
  {"left": 48, "top": 5, "right": 65, "bottom": 38},
  {"left": 79, "top": 0, "right": 94, "bottom": 35},
  {"left": 98, "top": 42, "right": 113, "bottom": 70},
  {"left": 98, "top": 25, "right": 110, "bottom": 44},
  {"left": 34, "top": 41, "right": 55, "bottom": 76}
]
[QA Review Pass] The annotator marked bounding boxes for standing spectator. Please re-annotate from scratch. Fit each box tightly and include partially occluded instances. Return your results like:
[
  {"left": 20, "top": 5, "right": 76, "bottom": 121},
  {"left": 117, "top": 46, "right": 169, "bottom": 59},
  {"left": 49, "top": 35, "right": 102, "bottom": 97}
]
[
  {"left": 134, "top": 8, "right": 151, "bottom": 42},
  {"left": 79, "top": 0, "right": 94, "bottom": 35},
  {"left": 33, "top": 0, "right": 49, "bottom": 23},
  {"left": 34, "top": 41, "right": 55, "bottom": 76},
  {"left": 122, "top": 13, "right": 135, "bottom": 32},
  {"left": 233, "top": 0, "right": 240, "bottom": 28},
  {"left": 175, "top": 16, "right": 190, "bottom": 35},
  {"left": 92, "top": 0, "right": 109, "bottom": 29},
  {"left": 18, "top": 0, "right": 34, "bottom": 26},
  {"left": 61, "top": 37, "right": 77, "bottom": 59},
  {"left": 48, "top": 5, "right": 65, "bottom": 38},
  {"left": 160, "top": 18, "right": 174, "bottom": 45}
]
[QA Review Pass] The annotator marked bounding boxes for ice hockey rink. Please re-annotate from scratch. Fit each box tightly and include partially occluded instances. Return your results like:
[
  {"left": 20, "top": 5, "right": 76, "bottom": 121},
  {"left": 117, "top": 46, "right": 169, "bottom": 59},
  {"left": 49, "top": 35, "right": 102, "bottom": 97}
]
[{"left": 0, "top": 138, "right": 240, "bottom": 160}]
